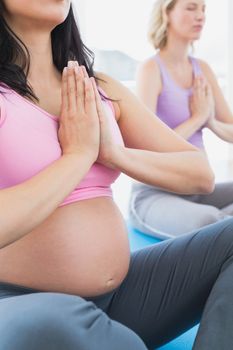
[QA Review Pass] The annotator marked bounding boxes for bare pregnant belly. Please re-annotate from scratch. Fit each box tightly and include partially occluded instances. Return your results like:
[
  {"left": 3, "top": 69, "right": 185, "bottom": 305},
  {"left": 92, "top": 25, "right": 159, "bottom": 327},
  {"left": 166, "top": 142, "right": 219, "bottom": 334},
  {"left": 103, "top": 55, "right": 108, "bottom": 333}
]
[{"left": 0, "top": 197, "right": 130, "bottom": 296}]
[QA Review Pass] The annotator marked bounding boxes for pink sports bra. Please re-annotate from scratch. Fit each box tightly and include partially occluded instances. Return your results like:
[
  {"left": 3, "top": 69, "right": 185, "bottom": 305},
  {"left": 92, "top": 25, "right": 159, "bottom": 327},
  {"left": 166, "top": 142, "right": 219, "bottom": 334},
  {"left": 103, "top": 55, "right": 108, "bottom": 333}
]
[{"left": 0, "top": 85, "right": 124, "bottom": 206}]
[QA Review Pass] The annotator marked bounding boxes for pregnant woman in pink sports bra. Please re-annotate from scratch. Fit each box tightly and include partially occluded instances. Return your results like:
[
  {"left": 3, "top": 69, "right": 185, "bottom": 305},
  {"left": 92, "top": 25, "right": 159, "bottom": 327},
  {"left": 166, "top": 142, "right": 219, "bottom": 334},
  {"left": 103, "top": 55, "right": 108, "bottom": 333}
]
[
  {"left": 0, "top": 1, "right": 233, "bottom": 349},
  {"left": 129, "top": 0, "right": 233, "bottom": 239}
]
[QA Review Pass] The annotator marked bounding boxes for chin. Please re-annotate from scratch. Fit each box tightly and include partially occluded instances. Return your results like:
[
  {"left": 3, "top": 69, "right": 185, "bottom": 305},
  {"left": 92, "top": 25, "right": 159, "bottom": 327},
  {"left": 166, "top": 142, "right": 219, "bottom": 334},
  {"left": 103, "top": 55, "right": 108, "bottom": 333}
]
[
  {"left": 42, "top": 9, "right": 70, "bottom": 27},
  {"left": 186, "top": 33, "right": 201, "bottom": 42},
  {"left": 53, "top": 13, "right": 69, "bottom": 24},
  {"left": 40, "top": 1, "right": 70, "bottom": 24},
  {"left": 192, "top": 34, "right": 202, "bottom": 41}
]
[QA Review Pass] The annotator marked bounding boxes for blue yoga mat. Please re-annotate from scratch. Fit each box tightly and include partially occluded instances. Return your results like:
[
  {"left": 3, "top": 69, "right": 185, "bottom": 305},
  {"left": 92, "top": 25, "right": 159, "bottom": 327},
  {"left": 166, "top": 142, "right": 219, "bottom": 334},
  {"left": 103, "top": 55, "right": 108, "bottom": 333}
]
[{"left": 127, "top": 225, "right": 198, "bottom": 350}]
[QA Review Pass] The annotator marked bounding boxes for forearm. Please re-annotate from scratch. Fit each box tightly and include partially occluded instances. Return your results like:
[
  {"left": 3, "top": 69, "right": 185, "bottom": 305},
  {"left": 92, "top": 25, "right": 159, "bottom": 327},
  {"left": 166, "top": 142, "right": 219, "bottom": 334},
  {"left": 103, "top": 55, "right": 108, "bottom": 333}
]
[
  {"left": 0, "top": 153, "right": 93, "bottom": 249},
  {"left": 110, "top": 146, "right": 214, "bottom": 194},
  {"left": 174, "top": 116, "right": 204, "bottom": 140},
  {"left": 208, "top": 119, "right": 233, "bottom": 143}
]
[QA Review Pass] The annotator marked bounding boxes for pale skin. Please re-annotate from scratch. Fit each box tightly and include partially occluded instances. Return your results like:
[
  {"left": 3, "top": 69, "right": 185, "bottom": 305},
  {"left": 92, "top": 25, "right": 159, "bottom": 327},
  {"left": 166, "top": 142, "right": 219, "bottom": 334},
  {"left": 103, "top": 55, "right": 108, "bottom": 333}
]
[
  {"left": 0, "top": 0, "right": 214, "bottom": 297},
  {"left": 137, "top": 0, "right": 233, "bottom": 143}
]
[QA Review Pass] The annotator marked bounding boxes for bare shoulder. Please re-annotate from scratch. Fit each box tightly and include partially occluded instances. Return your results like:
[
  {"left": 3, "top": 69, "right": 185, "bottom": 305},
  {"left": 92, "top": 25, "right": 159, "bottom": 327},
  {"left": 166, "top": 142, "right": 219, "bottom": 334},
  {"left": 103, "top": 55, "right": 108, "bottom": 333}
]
[
  {"left": 95, "top": 71, "right": 132, "bottom": 120},
  {"left": 95, "top": 71, "right": 123, "bottom": 100},
  {"left": 95, "top": 58, "right": 161, "bottom": 122},
  {"left": 136, "top": 56, "right": 162, "bottom": 93},
  {"left": 137, "top": 56, "right": 160, "bottom": 75}
]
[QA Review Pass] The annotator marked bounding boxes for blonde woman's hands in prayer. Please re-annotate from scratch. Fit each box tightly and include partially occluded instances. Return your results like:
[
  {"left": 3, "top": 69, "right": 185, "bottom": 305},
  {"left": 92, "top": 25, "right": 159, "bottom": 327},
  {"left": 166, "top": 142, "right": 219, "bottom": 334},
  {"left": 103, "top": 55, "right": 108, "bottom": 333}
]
[{"left": 190, "top": 76, "right": 215, "bottom": 127}]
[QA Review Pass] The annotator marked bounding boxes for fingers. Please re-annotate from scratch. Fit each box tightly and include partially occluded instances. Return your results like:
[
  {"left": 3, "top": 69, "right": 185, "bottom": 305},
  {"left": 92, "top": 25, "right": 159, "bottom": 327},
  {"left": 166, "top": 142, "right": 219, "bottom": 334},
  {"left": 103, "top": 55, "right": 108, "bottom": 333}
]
[
  {"left": 61, "top": 60, "right": 99, "bottom": 119},
  {"left": 194, "top": 76, "right": 202, "bottom": 90},
  {"left": 78, "top": 65, "right": 102, "bottom": 119},
  {"left": 91, "top": 78, "right": 105, "bottom": 122},
  {"left": 75, "top": 64, "right": 98, "bottom": 116},
  {"left": 205, "top": 83, "right": 211, "bottom": 97},
  {"left": 61, "top": 67, "right": 68, "bottom": 118},
  {"left": 193, "top": 76, "right": 199, "bottom": 90},
  {"left": 67, "top": 61, "right": 79, "bottom": 115},
  {"left": 84, "top": 76, "right": 97, "bottom": 117},
  {"left": 61, "top": 60, "right": 85, "bottom": 118},
  {"left": 81, "top": 66, "right": 89, "bottom": 79},
  {"left": 193, "top": 76, "right": 209, "bottom": 98},
  {"left": 73, "top": 63, "right": 85, "bottom": 115}
]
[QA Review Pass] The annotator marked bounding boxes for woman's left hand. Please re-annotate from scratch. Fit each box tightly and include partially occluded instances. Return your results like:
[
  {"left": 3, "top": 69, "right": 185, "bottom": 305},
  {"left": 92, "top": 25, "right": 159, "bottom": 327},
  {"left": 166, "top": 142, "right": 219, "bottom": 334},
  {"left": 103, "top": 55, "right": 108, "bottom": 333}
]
[
  {"left": 91, "top": 78, "right": 119, "bottom": 168},
  {"left": 79, "top": 65, "right": 119, "bottom": 168},
  {"left": 193, "top": 76, "right": 215, "bottom": 122},
  {"left": 204, "top": 78, "right": 216, "bottom": 128}
]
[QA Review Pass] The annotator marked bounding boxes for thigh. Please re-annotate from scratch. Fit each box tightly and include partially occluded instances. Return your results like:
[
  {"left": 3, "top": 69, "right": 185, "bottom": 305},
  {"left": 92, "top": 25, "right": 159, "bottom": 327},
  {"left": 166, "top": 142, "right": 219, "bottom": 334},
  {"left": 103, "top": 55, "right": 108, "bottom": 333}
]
[
  {"left": 107, "top": 218, "right": 233, "bottom": 349},
  {"left": 129, "top": 188, "right": 227, "bottom": 237},
  {"left": 0, "top": 291, "right": 147, "bottom": 350}
]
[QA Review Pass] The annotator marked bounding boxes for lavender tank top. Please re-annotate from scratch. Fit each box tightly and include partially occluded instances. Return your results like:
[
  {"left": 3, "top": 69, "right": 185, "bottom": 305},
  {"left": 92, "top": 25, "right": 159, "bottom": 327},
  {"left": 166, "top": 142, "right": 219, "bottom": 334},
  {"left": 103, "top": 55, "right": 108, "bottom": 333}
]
[{"left": 155, "top": 54, "right": 204, "bottom": 149}]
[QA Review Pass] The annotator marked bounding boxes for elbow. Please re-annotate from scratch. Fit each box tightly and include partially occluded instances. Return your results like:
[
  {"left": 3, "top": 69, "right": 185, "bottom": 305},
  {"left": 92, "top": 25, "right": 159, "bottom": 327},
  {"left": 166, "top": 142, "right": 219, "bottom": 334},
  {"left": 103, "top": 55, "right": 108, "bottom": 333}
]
[
  {"left": 197, "top": 168, "right": 215, "bottom": 194},
  {"left": 191, "top": 151, "right": 215, "bottom": 194}
]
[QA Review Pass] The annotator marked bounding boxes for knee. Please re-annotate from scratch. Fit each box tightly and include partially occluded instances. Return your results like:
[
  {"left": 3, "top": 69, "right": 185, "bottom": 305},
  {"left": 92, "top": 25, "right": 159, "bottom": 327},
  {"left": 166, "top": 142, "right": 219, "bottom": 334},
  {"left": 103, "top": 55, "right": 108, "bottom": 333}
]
[
  {"left": 0, "top": 293, "right": 94, "bottom": 350},
  {"left": 0, "top": 292, "right": 147, "bottom": 350},
  {"left": 216, "top": 217, "right": 233, "bottom": 254},
  {"left": 200, "top": 217, "right": 233, "bottom": 256},
  {"left": 197, "top": 208, "right": 228, "bottom": 228}
]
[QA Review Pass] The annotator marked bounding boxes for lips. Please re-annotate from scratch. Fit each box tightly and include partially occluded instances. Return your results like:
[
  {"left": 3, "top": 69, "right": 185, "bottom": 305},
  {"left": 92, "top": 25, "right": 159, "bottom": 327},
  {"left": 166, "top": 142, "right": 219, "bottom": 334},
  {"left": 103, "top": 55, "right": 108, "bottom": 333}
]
[{"left": 193, "top": 25, "right": 203, "bottom": 31}]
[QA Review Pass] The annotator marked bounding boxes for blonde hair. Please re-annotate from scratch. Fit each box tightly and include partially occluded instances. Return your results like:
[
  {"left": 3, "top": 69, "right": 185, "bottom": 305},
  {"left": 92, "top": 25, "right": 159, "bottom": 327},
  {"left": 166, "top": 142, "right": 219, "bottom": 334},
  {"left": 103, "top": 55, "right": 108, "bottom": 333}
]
[{"left": 148, "top": 0, "right": 177, "bottom": 50}]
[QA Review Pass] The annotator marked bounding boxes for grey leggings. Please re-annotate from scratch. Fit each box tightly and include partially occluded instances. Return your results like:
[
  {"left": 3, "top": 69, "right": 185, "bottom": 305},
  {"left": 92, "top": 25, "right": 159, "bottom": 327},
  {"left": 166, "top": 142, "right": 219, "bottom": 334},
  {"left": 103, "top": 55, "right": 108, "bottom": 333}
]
[
  {"left": 129, "top": 182, "right": 233, "bottom": 239},
  {"left": 2, "top": 218, "right": 233, "bottom": 349}
]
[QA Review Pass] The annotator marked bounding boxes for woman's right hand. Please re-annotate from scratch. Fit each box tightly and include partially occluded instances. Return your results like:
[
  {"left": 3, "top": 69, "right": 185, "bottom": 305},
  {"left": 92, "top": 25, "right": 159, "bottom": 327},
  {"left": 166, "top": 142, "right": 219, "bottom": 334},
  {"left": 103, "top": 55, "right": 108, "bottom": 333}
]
[
  {"left": 189, "top": 76, "right": 214, "bottom": 126},
  {"left": 58, "top": 61, "right": 100, "bottom": 163}
]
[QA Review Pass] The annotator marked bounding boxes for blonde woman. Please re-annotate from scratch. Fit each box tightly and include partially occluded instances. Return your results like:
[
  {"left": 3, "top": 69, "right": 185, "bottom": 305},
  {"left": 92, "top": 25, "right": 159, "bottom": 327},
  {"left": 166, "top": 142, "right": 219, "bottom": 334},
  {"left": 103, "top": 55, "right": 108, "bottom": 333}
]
[
  {"left": 129, "top": 0, "right": 233, "bottom": 239},
  {"left": 2, "top": 1, "right": 233, "bottom": 350}
]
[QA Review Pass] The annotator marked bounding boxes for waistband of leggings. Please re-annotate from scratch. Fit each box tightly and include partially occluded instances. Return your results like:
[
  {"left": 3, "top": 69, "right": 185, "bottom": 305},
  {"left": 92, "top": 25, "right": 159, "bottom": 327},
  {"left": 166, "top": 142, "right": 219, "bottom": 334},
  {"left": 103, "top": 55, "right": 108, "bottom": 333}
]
[
  {"left": 0, "top": 281, "right": 41, "bottom": 295},
  {"left": 0, "top": 281, "right": 118, "bottom": 306}
]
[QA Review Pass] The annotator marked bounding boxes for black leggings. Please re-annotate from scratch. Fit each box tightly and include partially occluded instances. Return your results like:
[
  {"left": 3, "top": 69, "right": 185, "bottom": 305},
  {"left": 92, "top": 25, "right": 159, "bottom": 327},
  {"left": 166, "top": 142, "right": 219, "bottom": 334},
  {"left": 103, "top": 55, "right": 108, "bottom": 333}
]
[{"left": 1, "top": 218, "right": 233, "bottom": 349}]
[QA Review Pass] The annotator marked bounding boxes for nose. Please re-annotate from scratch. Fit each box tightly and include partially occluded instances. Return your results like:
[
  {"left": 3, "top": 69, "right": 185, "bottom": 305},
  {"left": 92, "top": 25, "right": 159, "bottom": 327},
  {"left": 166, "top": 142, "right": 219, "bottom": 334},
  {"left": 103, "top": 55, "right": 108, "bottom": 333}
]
[
  {"left": 196, "top": 8, "right": 205, "bottom": 21},
  {"left": 196, "top": 10, "right": 205, "bottom": 23}
]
